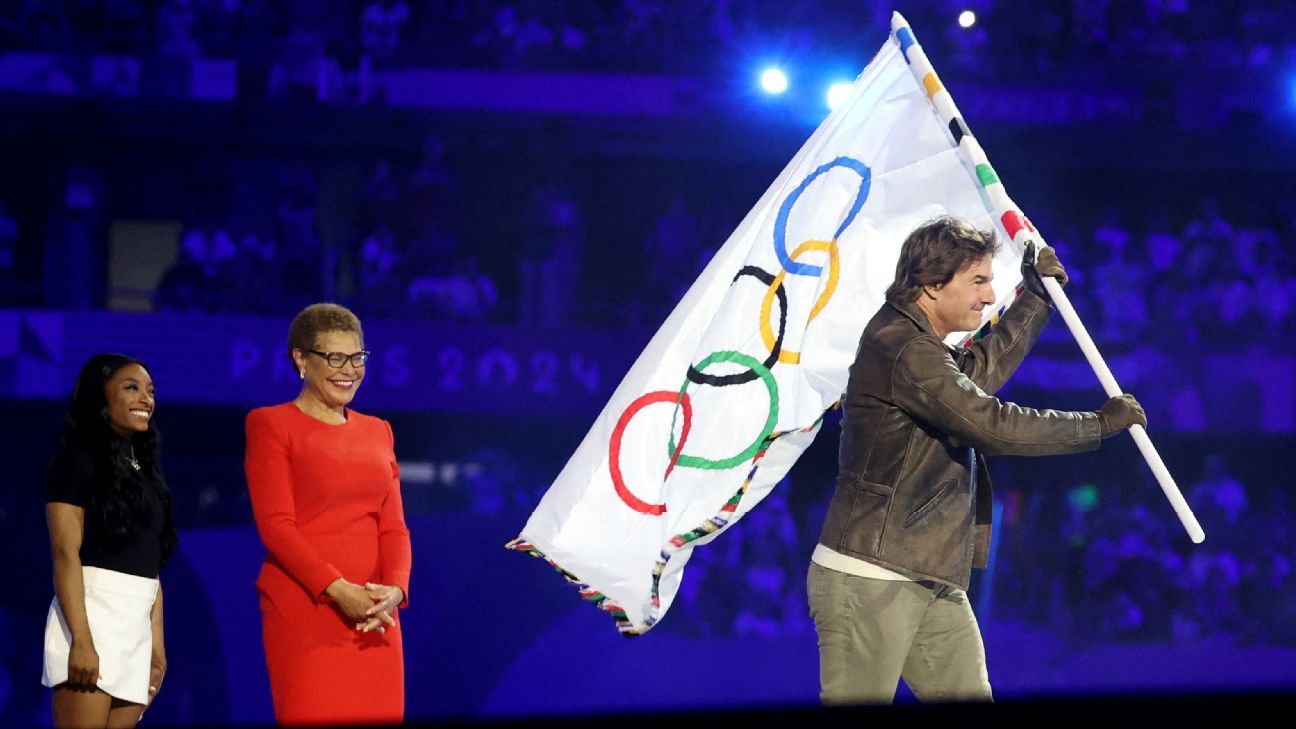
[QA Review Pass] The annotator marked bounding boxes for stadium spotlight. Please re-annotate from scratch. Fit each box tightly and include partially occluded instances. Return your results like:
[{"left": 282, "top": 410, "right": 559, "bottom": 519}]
[
  {"left": 760, "top": 67, "right": 789, "bottom": 95},
  {"left": 826, "top": 81, "right": 852, "bottom": 111}
]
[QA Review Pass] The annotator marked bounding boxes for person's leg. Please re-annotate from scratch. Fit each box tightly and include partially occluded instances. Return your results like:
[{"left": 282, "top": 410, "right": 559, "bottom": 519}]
[
  {"left": 806, "top": 563, "right": 930, "bottom": 704},
  {"left": 52, "top": 685, "right": 113, "bottom": 729},
  {"left": 900, "top": 586, "right": 993, "bottom": 702},
  {"left": 105, "top": 697, "right": 145, "bottom": 729}
]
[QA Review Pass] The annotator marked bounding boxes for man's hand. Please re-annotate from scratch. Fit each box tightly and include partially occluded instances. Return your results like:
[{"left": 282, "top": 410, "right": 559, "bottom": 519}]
[
  {"left": 1021, "top": 241, "right": 1068, "bottom": 300},
  {"left": 1097, "top": 394, "right": 1147, "bottom": 437}
]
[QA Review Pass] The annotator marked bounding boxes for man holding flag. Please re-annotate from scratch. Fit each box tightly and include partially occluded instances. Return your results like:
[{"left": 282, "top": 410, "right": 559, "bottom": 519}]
[
  {"left": 511, "top": 17, "right": 1199, "bottom": 695},
  {"left": 808, "top": 216, "right": 1147, "bottom": 704}
]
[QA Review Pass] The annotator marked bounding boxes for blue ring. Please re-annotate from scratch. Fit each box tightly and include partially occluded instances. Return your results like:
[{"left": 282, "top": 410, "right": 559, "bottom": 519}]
[{"left": 773, "top": 157, "right": 871, "bottom": 277}]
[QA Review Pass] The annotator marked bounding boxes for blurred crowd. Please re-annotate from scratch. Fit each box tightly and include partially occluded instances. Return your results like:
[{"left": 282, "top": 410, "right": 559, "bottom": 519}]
[
  {"left": 1, "top": 1, "right": 1293, "bottom": 340},
  {"left": 2, "top": 142, "right": 1295, "bottom": 349},
  {"left": 992, "top": 450, "right": 1296, "bottom": 648},
  {"left": 147, "top": 133, "right": 505, "bottom": 323},
  {"left": 3, "top": 1, "right": 1295, "bottom": 83},
  {"left": 96, "top": 161, "right": 1296, "bottom": 352},
  {"left": 1032, "top": 197, "right": 1296, "bottom": 349}
]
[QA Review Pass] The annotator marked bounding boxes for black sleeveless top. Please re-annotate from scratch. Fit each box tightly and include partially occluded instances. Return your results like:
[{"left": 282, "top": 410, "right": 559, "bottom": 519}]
[{"left": 45, "top": 444, "right": 167, "bottom": 579}]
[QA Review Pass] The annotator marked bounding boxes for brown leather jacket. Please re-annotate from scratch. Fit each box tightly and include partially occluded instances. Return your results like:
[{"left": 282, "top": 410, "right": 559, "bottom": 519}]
[{"left": 817, "top": 289, "right": 1103, "bottom": 589}]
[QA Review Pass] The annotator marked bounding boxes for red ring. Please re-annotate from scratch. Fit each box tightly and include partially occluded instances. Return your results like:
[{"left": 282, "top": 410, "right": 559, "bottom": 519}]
[{"left": 609, "top": 391, "right": 693, "bottom": 515}]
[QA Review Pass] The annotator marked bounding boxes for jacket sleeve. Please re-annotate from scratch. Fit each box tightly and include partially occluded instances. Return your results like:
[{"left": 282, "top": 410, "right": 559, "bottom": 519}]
[
  {"left": 892, "top": 335, "right": 1103, "bottom": 457},
  {"left": 378, "top": 419, "right": 412, "bottom": 608},
  {"left": 955, "top": 289, "right": 1051, "bottom": 395},
  {"left": 244, "top": 409, "right": 343, "bottom": 601}
]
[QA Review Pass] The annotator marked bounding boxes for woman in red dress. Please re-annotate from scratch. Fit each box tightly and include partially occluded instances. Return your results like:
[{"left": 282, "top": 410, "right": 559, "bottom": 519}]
[{"left": 244, "top": 303, "right": 411, "bottom": 726}]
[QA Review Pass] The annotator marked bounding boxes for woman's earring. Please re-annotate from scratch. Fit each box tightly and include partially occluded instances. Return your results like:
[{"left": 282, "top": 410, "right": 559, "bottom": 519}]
[{"left": 299, "top": 369, "right": 305, "bottom": 380}]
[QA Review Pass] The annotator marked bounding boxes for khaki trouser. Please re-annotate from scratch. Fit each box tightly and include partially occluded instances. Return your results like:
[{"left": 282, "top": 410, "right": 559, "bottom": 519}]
[{"left": 806, "top": 562, "right": 993, "bottom": 704}]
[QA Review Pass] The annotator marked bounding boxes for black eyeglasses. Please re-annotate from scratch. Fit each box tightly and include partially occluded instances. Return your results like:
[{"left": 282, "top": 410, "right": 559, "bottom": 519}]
[{"left": 307, "top": 349, "right": 371, "bottom": 368}]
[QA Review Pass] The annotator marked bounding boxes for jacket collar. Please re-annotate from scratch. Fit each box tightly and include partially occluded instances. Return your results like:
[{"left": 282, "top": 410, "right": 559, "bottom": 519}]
[{"left": 888, "top": 297, "right": 940, "bottom": 338}]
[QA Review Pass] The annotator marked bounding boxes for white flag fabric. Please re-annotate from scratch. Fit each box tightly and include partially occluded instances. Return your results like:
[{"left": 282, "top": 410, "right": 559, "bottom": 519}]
[{"left": 509, "top": 13, "right": 1047, "bottom": 634}]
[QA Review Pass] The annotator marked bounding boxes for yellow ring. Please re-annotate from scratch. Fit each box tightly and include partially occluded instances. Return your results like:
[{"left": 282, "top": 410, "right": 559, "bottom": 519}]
[{"left": 760, "top": 239, "right": 840, "bottom": 365}]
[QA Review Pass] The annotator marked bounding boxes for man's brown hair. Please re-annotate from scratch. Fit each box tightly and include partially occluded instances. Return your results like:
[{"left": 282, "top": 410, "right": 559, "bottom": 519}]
[{"left": 885, "top": 216, "right": 1000, "bottom": 304}]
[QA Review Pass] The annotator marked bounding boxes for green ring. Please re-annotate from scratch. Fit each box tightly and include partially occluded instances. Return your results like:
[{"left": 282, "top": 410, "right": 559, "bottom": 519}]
[{"left": 667, "top": 351, "right": 780, "bottom": 470}]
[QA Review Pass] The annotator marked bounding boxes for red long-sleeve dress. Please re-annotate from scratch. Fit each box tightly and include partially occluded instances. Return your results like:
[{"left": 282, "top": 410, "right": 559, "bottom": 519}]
[{"left": 244, "top": 403, "right": 412, "bottom": 726}]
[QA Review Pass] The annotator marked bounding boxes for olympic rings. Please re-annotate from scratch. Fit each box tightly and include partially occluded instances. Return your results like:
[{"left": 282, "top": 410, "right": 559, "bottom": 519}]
[
  {"left": 687, "top": 266, "right": 786, "bottom": 387},
  {"left": 609, "top": 390, "right": 693, "bottom": 515},
  {"left": 608, "top": 155, "right": 871, "bottom": 515},
  {"left": 760, "top": 239, "right": 840, "bottom": 365},
  {"left": 668, "top": 351, "right": 779, "bottom": 470}
]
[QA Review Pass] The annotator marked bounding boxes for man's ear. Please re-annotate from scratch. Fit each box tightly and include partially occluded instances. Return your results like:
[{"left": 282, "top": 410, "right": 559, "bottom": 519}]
[{"left": 921, "top": 285, "right": 939, "bottom": 299}]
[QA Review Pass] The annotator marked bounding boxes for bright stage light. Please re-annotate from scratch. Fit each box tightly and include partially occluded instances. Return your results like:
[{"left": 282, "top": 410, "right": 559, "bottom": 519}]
[
  {"left": 760, "top": 67, "right": 788, "bottom": 95},
  {"left": 959, "top": 10, "right": 977, "bottom": 28},
  {"left": 826, "top": 82, "right": 852, "bottom": 111}
]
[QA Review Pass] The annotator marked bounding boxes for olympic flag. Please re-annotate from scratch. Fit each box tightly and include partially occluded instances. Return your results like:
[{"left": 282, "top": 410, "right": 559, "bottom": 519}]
[{"left": 509, "top": 14, "right": 1048, "bottom": 634}]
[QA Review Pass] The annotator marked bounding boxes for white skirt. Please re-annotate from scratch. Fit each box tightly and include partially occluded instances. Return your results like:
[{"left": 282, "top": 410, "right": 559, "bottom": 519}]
[{"left": 42, "top": 566, "right": 160, "bottom": 705}]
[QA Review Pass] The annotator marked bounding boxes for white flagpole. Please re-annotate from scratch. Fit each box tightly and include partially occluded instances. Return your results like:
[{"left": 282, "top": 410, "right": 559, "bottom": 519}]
[
  {"left": 1043, "top": 278, "right": 1205, "bottom": 543},
  {"left": 891, "top": 12, "right": 1205, "bottom": 544}
]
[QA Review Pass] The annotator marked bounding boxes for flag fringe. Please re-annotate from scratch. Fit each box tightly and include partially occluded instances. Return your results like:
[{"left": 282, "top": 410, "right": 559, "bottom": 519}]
[{"left": 504, "top": 537, "right": 641, "bottom": 635}]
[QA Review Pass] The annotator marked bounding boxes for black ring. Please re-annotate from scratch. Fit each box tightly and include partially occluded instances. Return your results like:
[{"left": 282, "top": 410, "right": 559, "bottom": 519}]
[{"left": 686, "top": 266, "right": 787, "bottom": 387}]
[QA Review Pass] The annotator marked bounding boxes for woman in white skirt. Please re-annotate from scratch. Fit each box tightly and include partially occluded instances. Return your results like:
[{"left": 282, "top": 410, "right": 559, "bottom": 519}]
[{"left": 43, "top": 354, "right": 178, "bottom": 728}]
